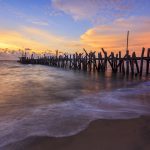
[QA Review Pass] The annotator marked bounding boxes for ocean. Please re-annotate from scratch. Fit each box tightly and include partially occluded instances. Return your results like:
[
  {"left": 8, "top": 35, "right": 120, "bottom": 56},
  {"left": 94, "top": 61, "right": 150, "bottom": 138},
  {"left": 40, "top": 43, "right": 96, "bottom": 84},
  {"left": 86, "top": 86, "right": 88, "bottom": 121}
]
[{"left": 0, "top": 60, "right": 150, "bottom": 148}]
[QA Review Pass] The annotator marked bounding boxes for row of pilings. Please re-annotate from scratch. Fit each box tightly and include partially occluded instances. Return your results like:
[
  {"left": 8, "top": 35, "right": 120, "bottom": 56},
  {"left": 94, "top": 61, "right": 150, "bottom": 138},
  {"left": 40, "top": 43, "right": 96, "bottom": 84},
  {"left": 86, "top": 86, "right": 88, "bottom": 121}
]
[{"left": 19, "top": 48, "right": 150, "bottom": 77}]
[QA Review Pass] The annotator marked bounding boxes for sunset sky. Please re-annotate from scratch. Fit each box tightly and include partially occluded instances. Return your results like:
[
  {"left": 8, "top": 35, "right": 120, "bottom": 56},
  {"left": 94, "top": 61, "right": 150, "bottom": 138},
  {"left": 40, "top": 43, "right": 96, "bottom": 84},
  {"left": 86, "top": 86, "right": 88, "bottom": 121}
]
[{"left": 0, "top": 0, "right": 150, "bottom": 55}]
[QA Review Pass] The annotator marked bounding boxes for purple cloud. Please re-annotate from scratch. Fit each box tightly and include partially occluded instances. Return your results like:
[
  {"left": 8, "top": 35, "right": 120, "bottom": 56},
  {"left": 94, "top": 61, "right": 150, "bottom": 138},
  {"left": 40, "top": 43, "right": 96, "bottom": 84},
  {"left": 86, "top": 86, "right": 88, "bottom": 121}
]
[{"left": 52, "top": 0, "right": 135, "bottom": 22}]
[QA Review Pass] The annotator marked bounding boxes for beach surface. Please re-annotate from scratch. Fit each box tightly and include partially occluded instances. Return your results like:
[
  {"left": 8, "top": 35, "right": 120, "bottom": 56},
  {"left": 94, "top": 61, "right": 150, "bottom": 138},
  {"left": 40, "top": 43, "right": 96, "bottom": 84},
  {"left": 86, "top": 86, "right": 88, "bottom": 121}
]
[{"left": 3, "top": 116, "right": 150, "bottom": 150}]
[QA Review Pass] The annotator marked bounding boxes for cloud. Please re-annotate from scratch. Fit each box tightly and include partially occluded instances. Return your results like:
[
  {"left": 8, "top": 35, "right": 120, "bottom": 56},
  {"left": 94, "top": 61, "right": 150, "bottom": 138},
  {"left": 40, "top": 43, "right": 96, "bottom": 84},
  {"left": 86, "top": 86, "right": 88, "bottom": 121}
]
[
  {"left": 52, "top": 0, "right": 135, "bottom": 22},
  {"left": 0, "top": 2, "right": 50, "bottom": 27},
  {"left": 0, "top": 27, "right": 82, "bottom": 54},
  {"left": 1, "top": 16, "right": 149, "bottom": 56},
  {"left": 31, "top": 21, "right": 49, "bottom": 26},
  {"left": 22, "top": 27, "right": 82, "bottom": 51},
  {"left": 80, "top": 17, "right": 150, "bottom": 54},
  {"left": 0, "top": 30, "right": 46, "bottom": 50}
]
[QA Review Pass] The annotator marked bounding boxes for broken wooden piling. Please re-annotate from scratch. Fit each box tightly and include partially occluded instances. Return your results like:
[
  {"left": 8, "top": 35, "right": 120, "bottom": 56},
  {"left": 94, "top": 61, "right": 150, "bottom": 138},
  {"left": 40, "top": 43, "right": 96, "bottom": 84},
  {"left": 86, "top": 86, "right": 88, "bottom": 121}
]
[{"left": 19, "top": 48, "right": 150, "bottom": 77}]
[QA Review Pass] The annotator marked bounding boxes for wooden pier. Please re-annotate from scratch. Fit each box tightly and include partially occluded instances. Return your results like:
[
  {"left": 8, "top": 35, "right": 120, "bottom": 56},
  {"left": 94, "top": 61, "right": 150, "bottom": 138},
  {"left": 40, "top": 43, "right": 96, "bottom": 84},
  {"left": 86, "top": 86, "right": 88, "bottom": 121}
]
[{"left": 19, "top": 48, "right": 150, "bottom": 77}]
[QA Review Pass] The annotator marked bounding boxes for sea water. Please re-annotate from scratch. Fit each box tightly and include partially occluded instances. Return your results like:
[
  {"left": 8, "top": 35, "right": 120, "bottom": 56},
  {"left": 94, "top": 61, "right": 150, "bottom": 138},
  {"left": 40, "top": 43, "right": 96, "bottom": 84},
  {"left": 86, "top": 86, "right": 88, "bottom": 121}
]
[{"left": 0, "top": 60, "right": 150, "bottom": 148}]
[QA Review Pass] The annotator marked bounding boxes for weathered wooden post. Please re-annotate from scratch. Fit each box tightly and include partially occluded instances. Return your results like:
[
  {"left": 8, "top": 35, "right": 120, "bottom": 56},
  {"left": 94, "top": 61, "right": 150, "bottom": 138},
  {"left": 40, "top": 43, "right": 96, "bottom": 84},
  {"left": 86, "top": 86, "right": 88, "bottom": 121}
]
[
  {"left": 111, "top": 52, "right": 115, "bottom": 72},
  {"left": 126, "top": 50, "right": 130, "bottom": 75},
  {"left": 114, "top": 54, "right": 118, "bottom": 73},
  {"left": 97, "top": 52, "right": 101, "bottom": 71},
  {"left": 130, "top": 53, "right": 134, "bottom": 76},
  {"left": 101, "top": 48, "right": 107, "bottom": 71},
  {"left": 146, "top": 48, "right": 150, "bottom": 75},
  {"left": 88, "top": 52, "right": 91, "bottom": 71},
  {"left": 92, "top": 52, "right": 97, "bottom": 71},
  {"left": 99, "top": 52, "right": 103, "bottom": 71},
  {"left": 126, "top": 31, "right": 129, "bottom": 51},
  {"left": 69, "top": 55, "right": 72, "bottom": 69},
  {"left": 140, "top": 47, "right": 145, "bottom": 76},
  {"left": 119, "top": 51, "right": 122, "bottom": 72},
  {"left": 133, "top": 52, "right": 139, "bottom": 75},
  {"left": 78, "top": 53, "right": 82, "bottom": 70}
]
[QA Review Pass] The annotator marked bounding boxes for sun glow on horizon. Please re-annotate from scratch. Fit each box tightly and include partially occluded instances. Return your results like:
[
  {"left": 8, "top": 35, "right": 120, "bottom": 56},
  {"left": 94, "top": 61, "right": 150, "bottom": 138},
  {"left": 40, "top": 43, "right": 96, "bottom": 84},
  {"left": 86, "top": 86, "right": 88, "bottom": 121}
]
[
  {"left": 0, "top": 42, "right": 19, "bottom": 49},
  {"left": 0, "top": 0, "right": 149, "bottom": 57}
]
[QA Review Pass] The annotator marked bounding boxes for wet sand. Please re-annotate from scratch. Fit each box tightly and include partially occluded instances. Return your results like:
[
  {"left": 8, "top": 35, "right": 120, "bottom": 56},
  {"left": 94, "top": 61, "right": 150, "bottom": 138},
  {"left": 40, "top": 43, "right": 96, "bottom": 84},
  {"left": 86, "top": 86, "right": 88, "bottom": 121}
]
[{"left": 3, "top": 116, "right": 150, "bottom": 150}]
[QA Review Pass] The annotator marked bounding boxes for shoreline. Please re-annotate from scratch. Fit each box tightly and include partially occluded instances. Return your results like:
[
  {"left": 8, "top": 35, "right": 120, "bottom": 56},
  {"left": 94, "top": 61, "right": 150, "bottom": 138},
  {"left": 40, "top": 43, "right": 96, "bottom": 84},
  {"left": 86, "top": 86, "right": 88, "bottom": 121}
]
[{"left": 2, "top": 115, "right": 150, "bottom": 150}]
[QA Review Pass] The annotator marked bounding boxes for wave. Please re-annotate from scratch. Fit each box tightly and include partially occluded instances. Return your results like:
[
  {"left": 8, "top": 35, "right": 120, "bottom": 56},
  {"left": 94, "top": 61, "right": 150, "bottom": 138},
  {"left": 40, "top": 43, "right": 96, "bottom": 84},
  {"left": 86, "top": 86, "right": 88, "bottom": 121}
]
[{"left": 0, "top": 81, "right": 150, "bottom": 148}]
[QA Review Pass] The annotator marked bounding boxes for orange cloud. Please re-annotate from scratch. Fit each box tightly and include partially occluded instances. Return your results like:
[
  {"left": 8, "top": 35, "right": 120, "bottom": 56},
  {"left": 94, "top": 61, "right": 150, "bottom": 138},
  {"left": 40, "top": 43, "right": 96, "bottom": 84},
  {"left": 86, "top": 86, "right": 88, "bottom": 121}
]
[
  {"left": 0, "top": 27, "right": 82, "bottom": 54},
  {"left": 0, "top": 42, "right": 18, "bottom": 49},
  {"left": 80, "top": 17, "right": 150, "bottom": 55},
  {"left": 22, "top": 27, "right": 82, "bottom": 53},
  {"left": 0, "top": 30, "right": 46, "bottom": 51},
  {"left": 0, "top": 17, "right": 149, "bottom": 56}
]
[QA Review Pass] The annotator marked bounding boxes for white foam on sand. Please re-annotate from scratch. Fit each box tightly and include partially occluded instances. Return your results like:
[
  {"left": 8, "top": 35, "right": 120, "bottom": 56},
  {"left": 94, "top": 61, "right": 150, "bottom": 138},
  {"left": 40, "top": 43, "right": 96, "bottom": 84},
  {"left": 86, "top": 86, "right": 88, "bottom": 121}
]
[{"left": 0, "top": 81, "right": 150, "bottom": 148}]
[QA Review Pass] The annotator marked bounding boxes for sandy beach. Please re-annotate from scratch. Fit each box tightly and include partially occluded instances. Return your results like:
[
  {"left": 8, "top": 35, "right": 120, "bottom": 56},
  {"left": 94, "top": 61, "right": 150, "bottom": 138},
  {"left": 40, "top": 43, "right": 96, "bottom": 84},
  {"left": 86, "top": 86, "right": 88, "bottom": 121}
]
[{"left": 3, "top": 116, "right": 150, "bottom": 150}]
